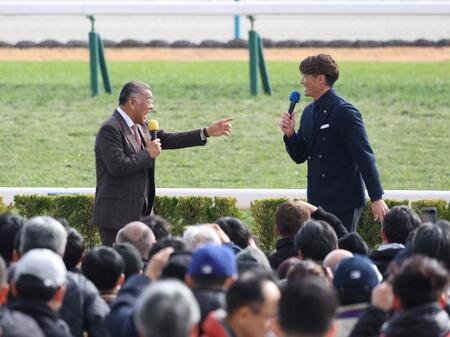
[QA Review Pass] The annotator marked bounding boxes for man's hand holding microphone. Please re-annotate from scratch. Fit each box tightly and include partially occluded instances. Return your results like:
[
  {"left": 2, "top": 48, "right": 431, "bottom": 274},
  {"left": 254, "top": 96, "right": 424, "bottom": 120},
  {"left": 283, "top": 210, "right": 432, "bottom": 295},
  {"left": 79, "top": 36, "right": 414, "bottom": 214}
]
[
  {"left": 280, "top": 91, "right": 300, "bottom": 138},
  {"left": 146, "top": 119, "right": 161, "bottom": 159}
]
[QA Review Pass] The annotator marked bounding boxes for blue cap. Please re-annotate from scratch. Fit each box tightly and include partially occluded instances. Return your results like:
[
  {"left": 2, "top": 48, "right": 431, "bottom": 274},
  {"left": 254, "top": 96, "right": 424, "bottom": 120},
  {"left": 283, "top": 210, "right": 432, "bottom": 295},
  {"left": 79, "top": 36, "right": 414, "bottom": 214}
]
[
  {"left": 289, "top": 90, "right": 301, "bottom": 103},
  {"left": 188, "top": 244, "right": 237, "bottom": 277},
  {"left": 333, "top": 255, "right": 381, "bottom": 290}
]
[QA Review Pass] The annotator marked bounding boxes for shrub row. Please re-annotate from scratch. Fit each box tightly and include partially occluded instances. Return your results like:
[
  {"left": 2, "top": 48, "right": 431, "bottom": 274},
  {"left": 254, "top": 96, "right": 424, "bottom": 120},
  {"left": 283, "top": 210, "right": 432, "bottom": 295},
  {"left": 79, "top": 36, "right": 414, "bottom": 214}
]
[
  {"left": 2, "top": 38, "right": 450, "bottom": 49},
  {"left": 3, "top": 194, "right": 450, "bottom": 252}
]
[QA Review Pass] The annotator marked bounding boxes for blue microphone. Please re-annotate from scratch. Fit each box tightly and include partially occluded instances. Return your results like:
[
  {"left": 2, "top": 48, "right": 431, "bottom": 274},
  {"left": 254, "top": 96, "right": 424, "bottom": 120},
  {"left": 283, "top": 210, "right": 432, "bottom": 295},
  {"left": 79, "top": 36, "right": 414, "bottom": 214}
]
[{"left": 288, "top": 90, "right": 301, "bottom": 116}]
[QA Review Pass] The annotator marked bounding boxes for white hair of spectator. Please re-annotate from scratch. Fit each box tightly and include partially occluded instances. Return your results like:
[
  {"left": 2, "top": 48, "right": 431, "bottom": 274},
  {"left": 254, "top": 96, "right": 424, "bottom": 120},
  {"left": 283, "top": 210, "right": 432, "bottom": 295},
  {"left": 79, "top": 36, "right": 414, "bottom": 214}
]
[
  {"left": 20, "top": 216, "right": 68, "bottom": 256},
  {"left": 183, "top": 225, "right": 221, "bottom": 250},
  {"left": 134, "top": 280, "right": 200, "bottom": 337},
  {"left": 116, "top": 221, "right": 156, "bottom": 260}
]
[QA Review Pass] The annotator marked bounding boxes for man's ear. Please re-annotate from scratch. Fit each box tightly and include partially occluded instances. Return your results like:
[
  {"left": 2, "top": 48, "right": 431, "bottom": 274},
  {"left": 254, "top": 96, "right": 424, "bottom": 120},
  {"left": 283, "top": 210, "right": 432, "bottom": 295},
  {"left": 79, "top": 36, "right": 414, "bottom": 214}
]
[
  {"left": 272, "top": 318, "right": 284, "bottom": 337},
  {"left": 185, "top": 275, "right": 194, "bottom": 288},
  {"left": 117, "top": 273, "right": 125, "bottom": 288},
  {"left": 393, "top": 296, "right": 403, "bottom": 311},
  {"left": 54, "top": 285, "right": 66, "bottom": 303},
  {"left": 325, "top": 322, "right": 338, "bottom": 337},
  {"left": 439, "top": 291, "right": 447, "bottom": 308},
  {"left": 380, "top": 227, "right": 388, "bottom": 243}
]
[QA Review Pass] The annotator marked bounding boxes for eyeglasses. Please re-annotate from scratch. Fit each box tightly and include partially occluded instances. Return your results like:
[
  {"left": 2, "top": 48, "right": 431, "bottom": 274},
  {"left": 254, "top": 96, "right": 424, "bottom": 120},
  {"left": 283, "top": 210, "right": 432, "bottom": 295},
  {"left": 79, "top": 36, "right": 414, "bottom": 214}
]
[{"left": 131, "top": 96, "right": 154, "bottom": 105}]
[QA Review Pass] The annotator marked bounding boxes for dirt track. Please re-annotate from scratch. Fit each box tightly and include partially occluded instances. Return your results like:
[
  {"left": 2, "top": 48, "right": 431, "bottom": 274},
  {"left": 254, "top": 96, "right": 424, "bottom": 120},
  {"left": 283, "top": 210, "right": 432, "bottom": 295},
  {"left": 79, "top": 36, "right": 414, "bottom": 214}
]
[{"left": 0, "top": 47, "right": 449, "bottom": 61}]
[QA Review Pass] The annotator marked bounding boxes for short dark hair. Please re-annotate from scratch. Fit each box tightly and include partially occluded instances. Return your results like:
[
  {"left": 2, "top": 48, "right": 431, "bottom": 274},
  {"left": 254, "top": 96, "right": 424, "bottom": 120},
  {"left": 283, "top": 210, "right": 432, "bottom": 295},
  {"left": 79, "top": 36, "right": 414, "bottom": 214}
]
[
  {"left": 0, "top": 213, "right": 24, "bottom": 265},
  {"left": 119, "top": 80, "right": 150, "bottom": 105},
  {"left": 295, "top": 220, "right": 337, "bottom": 261},
  {"left": 275, "top": 202, "right": 310, "bottom": 237},
  {"left": 280, "top": 277, "right": 337, "bottom": 336},
  {"left": 338, "top": 232, "right": 369, "bottom": 256},
  {"left": 215, "top": 217, "right": 251, "bottom": 249},
  {"left": 286, "top": 259, "right": 327, "bottom": 284},
  {"left": 63, "top": 227, "right": 85, "bottom": 271},
  {"left": 191, "top": 274, "right": 229, "bottom": 288},
  {"left": 383, "top": 206, "right": 421, "bottom": 244},
  {"left": 393, "top": 255, "right": 448, "bottom": 309},
  {"left": 113, "top": 242, "right": 143, "bottom": 280},
  {"left": 299, "top": 54, "right": 339, "bottom": 86},
  {"left": 140, "top": 215, "right": 173, "bottom": 241},
  {"left": 15, "top": 274, "right": 58, "bottom": 302},
  {"left": 413, "top": 220, "right": 450, "bottom": 268},
  {"left": 148, "top": 236, "right": 190, "bottom": 260},
  {"left": 82, "top": 246, "right": 124, "bottom": 291},
  {"left": 226, "top": 272, "right": 277, "bottom": 315}
]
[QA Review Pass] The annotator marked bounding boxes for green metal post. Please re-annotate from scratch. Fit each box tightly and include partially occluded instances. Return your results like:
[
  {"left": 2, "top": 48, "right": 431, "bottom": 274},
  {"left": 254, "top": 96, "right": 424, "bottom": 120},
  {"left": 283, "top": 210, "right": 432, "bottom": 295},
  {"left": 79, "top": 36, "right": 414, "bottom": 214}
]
[
  {"left": 88, "top": 16, "right": 99, "bottom": 96},
  {"left": 257, "top": 33, "right": 272, "bottom": 95},
  {"left": 248, "top": 17, "right": 258, "bottom": 96},
  {"left": 97, "top": 34, "right": 112, "bottom": 93}
]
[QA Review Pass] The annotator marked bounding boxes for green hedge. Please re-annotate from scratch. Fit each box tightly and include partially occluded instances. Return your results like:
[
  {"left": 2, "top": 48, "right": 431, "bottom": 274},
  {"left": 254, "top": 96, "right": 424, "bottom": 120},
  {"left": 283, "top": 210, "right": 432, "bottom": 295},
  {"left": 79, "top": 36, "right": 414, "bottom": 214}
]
[
  {"left": 12, "top": 194, "right": 240, "bottom": 245},
  {"left": 6, "top": 194, "right": 450, "bottom": 253}
]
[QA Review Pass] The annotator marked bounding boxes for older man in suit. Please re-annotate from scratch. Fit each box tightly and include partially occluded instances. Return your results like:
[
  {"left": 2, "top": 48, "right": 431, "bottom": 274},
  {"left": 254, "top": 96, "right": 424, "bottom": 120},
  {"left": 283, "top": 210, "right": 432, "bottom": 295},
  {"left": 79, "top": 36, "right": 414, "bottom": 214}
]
[
  {"left": 279, "top": 54, "right": 389, "bottom": 232},
  {"left": 94, "top": 80, "right": 232, "bottom": 245}
]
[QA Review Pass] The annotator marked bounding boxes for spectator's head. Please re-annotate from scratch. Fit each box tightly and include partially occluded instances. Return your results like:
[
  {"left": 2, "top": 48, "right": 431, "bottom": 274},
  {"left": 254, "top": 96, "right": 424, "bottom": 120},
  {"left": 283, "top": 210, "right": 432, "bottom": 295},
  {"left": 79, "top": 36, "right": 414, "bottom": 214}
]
[
  {"left": 277, "top": 257, "right": 302, "bottom": 280},
  {"left": 134, "top": 280, "right": 200, "bottom": 337},
  {"left": 116, "top": 221, "right": 156, "bottom": 261},
  {"left": 338, "top": 232, "right": 369, "bottom": 256},
  {"left": 236, "top": 247, "right": 272, "bottom": 275},
  {"left": 295, "top": 220, "right": 337, "bottom": 262},
  {"left": 186, "top": 244, "right": 237, "bottom": 289},
  {"left": 13, "top": 249, "right": 67, "bottom": 312},
  {"left": 393, "top": 255, "right": 449, "bottom": 310},
  {"left": 333, "top": 255, "right": 381, "bottom": 305},
  {"left": 148, "top": 236, "right": 190, "bottom": 260},
  {"left": 413, "top": 220, "right": 450, "bottom": 269},
  {"left": 0, "top": 256, "right": 8, "bottom": 305},
  {"left": 323, "top": 249, "right": 353, "bottom": 274},
  {"left": 0, "top": 213, "right": 24, "bottom": 265},
  {"left": 278, "top": 277, "right": 337, "bottom": 337},
  {"left": 161, "top": 252, "right": 192, "bottom": 281},
  {"left": 183, "top": 225, "right": 221, "bottom": 251},
  {"left": 139, "top": 214, "right": 172, "bottom": 241},
  {"left": 82, "top": 246, "right": 125, "bottom": 292},
  {"left": 20, "top": 216, "right": 67, "bottom": 256},
  {"left": 63, "top": 227, "right": 85, "bottom": 271},
  {"left": 275, "top": 201, "right": 310, "bottom": 238},
  {"left": 299, "top": 54, "right": 339, "bottom": 87},
  {"left": 113, "top": 242, "right": 143, "bottom": 279},
  {"left": 382, "top": 206, "right": 421, "bottom": 244},
  {"left": 215, "top": 217, "right": 251, "bottom": 249},
  {"left": 287, "top": 259, "right": 328, "bottom": 284},
  {"left": 226, "top": 272, "right": 280, "bottom": 337}
]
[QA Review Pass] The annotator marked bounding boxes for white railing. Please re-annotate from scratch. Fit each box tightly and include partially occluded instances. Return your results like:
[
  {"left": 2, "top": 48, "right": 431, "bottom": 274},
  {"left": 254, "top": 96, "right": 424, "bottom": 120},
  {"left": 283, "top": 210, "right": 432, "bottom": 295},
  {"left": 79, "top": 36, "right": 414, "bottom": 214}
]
[
  {"left": 1, "top": 1, "right": 450, "bottom": 16},
  {"left": 1, "top": 187, "right": 449, "bottom": 210}
]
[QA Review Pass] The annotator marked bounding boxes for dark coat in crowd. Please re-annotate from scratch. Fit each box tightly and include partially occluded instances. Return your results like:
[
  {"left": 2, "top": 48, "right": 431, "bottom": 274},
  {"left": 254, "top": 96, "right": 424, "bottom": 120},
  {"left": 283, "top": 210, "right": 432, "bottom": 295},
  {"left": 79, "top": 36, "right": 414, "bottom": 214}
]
[
  {"left": 0, "top": 306, "right": 45, "bottom": 337},
  {"left": 369, "top": 244, "right": 404, "bottom": 276},
  {"left": 105, "top": 274, "right": 151, "bottom": 337},
  {"left": 12, "top": 300, "right": 73, "bottom": 337},
  {"left": 192, "top": 288, "right": 226, "bottom": 331},
  {"left": 60, "top": 271, "right": 110, "bottom": 337}
]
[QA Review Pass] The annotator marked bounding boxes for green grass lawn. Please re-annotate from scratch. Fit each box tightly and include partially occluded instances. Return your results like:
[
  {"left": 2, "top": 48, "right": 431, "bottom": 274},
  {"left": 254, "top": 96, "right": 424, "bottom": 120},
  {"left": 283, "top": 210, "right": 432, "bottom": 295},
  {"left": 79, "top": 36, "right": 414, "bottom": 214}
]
[{"left": 0, "top": 60, "right": 449, "bottom": 190}]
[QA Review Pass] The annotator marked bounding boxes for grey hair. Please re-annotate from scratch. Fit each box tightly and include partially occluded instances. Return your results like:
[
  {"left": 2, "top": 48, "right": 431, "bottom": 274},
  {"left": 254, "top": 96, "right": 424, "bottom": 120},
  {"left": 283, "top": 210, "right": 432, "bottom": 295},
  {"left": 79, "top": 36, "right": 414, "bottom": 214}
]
[
  {"left": 20, "top": 216, "right": 67, "bottom": 256},
  {"left": 119, "top": 80, "right": 150, "bottom": 105},
  {"left": 183, "top": 225, "right": 221, "bottom": 251},
  {"left": 134, "top": 280, "right": 200, "bottom": 337},
  {"left": 116, "top": 221, "right": 155, "bottom": 260}
]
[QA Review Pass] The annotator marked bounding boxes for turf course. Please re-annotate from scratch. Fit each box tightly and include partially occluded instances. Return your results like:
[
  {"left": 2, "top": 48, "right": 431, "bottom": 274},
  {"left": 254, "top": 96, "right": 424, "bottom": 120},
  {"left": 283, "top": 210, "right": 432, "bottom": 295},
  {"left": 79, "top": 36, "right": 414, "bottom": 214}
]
[{"left": 0, "top": 60, "right": 449, "bottom": 190}]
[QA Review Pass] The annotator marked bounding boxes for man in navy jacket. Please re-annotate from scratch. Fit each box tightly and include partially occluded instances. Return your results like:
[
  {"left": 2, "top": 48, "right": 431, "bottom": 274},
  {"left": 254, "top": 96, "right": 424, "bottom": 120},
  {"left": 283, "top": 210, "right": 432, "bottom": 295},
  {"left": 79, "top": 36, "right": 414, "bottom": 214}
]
[{"left": 280, "top": 54, "right": 389, "bottom": 231}]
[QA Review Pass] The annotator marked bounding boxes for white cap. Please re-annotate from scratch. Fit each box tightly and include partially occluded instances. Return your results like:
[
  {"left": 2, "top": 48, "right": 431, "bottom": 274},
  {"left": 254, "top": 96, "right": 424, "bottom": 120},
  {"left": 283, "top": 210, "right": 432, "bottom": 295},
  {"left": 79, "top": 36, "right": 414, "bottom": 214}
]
[{"left": 14, "top": 249, "right": 67, "bottom": 287}]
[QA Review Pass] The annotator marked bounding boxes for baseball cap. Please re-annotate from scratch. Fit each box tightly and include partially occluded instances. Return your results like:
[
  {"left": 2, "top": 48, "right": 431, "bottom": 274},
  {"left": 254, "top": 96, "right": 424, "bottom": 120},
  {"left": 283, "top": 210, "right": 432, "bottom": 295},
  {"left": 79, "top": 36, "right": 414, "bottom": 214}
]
[
  {"left": 333, "top": 255, "right": 381, "bottom": 290},
  {"left": 188, "top": 244, "right": 237, "bottom": 277},
  {"left": 14, "top": 248, "right": 67, "bottom": 287}
]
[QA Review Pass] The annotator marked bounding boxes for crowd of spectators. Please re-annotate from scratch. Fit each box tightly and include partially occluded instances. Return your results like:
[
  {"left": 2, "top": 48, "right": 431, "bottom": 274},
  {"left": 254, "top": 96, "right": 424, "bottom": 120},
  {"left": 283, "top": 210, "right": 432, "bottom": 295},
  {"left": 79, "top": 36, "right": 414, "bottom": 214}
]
[{"left": 0, "top": 201, "right": 449, "bottom": 337}]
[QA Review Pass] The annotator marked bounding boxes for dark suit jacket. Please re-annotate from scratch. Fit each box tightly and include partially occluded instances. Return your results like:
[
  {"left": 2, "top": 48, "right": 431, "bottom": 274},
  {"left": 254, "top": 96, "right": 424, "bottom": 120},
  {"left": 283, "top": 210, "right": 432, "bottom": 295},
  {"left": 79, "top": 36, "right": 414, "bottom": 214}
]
[
  {"left": 93, "top": 110, "right": 206, "bottom": 230},
  {"left": 284, "top": 89, "right": 383, "bottom": 213}
]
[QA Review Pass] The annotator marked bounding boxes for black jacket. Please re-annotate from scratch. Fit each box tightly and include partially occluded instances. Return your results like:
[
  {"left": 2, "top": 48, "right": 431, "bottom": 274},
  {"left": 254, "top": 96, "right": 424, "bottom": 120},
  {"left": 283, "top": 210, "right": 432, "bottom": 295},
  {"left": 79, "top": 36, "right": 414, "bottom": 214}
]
[
  {"left": 0, "top": 306, "right": 45, "bottom": 337},
  {"left": 384, "top": 303, "right": 450, "bottom": 337},
  {"left": 369, "top": 246, "right": 404, "bottom": 276},
  {"left": 192, "top": 288, "right": 226, "bottom": 331},
  {"left": 12, "top": 300, "right": 73, "bottom": 337},
  {"left": 60, "top": 271, "right": 110, "bottom": 337}
]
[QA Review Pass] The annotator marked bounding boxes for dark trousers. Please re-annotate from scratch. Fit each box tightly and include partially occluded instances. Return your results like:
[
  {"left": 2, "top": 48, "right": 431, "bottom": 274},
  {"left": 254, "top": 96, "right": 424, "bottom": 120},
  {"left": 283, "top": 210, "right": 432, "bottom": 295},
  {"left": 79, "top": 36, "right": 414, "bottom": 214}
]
[
  {"left": 333, "top": 207, "right": 364, "bottom": 232},
  {"left": 98, "top": 227, "right": 119, "bottom": 247}
]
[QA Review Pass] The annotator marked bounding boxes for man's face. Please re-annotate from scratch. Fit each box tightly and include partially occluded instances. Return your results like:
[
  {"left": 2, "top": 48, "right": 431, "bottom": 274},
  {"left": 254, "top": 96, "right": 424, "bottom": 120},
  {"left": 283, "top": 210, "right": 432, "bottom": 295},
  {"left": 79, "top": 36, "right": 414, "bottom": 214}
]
[
  {"left": 242, "top": 281, "right": 280, "bottom": 337},
  {"left": 129, "top": 89, "right": 154, "bottom": 124},
  {"left": 300, "top": 73, "right": 325, "bottom": 99}
]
